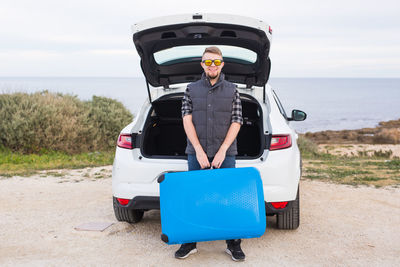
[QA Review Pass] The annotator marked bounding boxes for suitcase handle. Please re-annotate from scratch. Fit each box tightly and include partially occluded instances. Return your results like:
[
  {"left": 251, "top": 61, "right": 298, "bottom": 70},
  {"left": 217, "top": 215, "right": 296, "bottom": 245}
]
[{"left": 157, "top": 174, "right": 165, "bottom": 183}]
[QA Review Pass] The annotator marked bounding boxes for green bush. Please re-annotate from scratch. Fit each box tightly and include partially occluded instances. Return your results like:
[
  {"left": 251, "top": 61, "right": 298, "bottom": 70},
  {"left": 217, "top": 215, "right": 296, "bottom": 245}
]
[
  {"left": 86, "top": 95, "right": 134, "bottom": 151},
  {"left": 297, "top": 135, "right": 320, "bottom": 157},
  {"left": 0, "top": 91, "right": 133, "bottom": 153}
]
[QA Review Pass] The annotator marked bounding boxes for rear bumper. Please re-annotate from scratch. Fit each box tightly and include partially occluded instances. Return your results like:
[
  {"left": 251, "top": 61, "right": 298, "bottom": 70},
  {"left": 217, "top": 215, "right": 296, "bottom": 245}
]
[
  {"left": 265, "top": 201, "right": 294, "bottom": 214},
  {"left": 114, "top": 196, "right": 160, "bottom": 210},
  {"left": 114, "top": 195, "right": 294, "bottom": 214}
]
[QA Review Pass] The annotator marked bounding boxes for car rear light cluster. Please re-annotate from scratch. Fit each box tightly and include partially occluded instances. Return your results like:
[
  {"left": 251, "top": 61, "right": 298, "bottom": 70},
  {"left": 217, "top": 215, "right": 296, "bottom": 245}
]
[
  {"left": 270, "top": 135, "right": 292, "bottom": 151},
  {"left": 271, "top": 202, "right": 288, "bottom": 209},
  {"left": 117, "top": 134, "right": 133, "bottom": 149}
]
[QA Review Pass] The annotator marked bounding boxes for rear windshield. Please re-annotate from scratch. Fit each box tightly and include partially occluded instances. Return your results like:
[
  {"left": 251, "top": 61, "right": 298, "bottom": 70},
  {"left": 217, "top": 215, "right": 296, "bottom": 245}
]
[{"left": 154, "top": 45, "right": 257, "bottom": 65}]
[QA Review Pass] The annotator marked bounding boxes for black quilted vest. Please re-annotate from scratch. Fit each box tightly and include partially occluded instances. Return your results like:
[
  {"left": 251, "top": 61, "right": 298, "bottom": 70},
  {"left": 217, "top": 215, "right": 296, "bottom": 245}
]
[{"left": 185, "top": 73, "right": 238, "bottom": 157}]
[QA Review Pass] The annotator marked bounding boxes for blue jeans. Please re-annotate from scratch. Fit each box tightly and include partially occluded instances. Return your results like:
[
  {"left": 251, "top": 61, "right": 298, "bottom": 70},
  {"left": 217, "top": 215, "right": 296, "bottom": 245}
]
[
  {"left": 185, "top": 154, "right": 240, "bottom": 247},
  {"left": 187, "top": 154, "right": 236, "bottom": 171}
]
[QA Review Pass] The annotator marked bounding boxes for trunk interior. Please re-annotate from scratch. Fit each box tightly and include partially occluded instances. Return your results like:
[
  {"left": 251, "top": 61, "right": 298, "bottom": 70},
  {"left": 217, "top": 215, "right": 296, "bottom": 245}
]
[{"left": 141, "top": 93, "right": 264, "bottom": 159}]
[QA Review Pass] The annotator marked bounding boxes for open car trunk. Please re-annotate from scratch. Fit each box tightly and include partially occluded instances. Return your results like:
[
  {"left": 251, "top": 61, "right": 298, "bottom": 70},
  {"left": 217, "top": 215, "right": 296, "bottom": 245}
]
[
  {"left": 140, "top": 93, "right": 265, "bottom": 159},
  {"left": 133, "top": 14, "right": 271, "bottom": 88}
]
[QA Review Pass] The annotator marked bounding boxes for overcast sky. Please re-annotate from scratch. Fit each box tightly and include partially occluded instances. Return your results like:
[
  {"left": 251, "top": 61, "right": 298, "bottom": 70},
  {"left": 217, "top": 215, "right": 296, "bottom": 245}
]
[{"left": 1, "top": 0, "right": 399, "bottom": 78}]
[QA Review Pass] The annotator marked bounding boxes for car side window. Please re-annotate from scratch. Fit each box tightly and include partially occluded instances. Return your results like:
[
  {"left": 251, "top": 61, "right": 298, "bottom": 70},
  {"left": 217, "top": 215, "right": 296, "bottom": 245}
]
[{"left": 272, "top": 90, "right": 288, "bottom": 120}]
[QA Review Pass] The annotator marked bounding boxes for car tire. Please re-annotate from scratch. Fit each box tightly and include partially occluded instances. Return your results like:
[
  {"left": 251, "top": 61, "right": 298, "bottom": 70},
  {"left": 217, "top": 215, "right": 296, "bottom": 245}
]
[
  {"left": 276, "top": 187, "right": 300, "bottom": 229},
  {"left": 113, "top": 198, "right": 144, "bottom": 223}
]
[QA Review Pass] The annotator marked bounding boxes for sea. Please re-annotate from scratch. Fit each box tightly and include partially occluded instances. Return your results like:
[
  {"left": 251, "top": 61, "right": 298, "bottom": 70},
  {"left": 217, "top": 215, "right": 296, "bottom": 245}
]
[{"left": 1, "top": 77, "right": 399, "bottom": 133}]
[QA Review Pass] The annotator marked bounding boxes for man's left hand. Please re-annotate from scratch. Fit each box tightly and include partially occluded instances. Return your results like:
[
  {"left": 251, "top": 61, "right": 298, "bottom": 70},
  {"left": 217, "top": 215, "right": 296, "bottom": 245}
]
[{"left": 212, "top": 145, "right": 228, "bottom": 168}]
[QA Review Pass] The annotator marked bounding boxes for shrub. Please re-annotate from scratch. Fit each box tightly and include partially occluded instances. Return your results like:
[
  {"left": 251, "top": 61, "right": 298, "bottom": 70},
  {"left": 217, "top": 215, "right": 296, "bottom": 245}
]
[
  {"left": 373, "top": 128, "right": 400, "bottom": 144},
  {"left": 373, "top": 150, "right": 393, "bottom": 158},
  {"left": 297, "top": 135, "right": 319, "bottom": 157},
  {"left": 0, "top": 91, "right": 133, "bottom": 153},
  {"left": 86, "top": 96, "right": 134, "bottom": 151}
]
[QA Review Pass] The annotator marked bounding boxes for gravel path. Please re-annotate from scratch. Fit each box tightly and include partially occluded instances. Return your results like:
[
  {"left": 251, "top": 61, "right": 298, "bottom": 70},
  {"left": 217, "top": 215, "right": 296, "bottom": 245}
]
[{"left": 1, "top": 166, "right": 399, "bottom": 266}]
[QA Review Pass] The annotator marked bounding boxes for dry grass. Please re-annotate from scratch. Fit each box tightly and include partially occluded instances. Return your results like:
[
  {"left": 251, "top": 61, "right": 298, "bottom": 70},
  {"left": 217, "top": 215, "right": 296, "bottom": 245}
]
[
  {"left": 317, "top": 144, "right": 400, "bottom": 158},
  {"left": 374, "top": 128, "right": 400, "bottom": 144},
  {"left": 299, "top": 136, "right": 400, "bottom": 187},
  {"left": 302, "top": 157, "right": 400, "bottom": 188}
]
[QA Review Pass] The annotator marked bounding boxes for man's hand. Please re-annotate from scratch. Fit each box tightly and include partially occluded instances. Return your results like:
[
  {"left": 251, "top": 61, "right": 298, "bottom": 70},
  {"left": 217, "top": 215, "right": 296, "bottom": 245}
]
[
  {"left": 212, "top": 144, "right": 228, "bottom": 168},
  {"left": 195, "top": 148, "right": 210, "bottom": 169},
  {"left": 183, "top": 115, "right": 210, "bottom": 169},
  {"left": 212, "top": 123, "right": 241, "bottom": 168}
]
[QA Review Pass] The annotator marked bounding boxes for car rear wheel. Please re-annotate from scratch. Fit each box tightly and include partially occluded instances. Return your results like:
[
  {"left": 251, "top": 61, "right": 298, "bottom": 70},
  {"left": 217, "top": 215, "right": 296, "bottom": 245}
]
[
  {"left": 276, "top": 187, "right": 299, "bottom": 229},
  {"left": 113, "top": 198, "right": 144, "bottom": 223}
]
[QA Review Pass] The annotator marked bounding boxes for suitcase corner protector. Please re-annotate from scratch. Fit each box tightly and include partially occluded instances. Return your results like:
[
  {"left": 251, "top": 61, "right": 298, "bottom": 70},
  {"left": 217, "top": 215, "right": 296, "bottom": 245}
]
[{"left": 161, "top": 233, "right": 169, "bottom": 243}]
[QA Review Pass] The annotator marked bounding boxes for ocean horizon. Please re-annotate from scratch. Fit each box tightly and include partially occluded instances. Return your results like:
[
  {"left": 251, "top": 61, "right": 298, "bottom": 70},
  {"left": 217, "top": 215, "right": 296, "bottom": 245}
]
[{"left": 1, "top": 77, "right": 400, "bottom": 133}]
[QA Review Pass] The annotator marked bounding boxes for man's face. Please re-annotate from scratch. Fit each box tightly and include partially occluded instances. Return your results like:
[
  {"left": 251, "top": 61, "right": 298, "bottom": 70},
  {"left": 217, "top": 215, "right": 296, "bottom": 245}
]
[{"left": 201, "top": 52, "right": 224, "bottom": 80}]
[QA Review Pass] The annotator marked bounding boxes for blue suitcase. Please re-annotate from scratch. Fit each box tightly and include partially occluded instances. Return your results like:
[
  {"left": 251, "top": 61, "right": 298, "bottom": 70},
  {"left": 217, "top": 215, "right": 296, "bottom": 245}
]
[{"left": 158, "top": 167, "right": 266, "bottom": 245}]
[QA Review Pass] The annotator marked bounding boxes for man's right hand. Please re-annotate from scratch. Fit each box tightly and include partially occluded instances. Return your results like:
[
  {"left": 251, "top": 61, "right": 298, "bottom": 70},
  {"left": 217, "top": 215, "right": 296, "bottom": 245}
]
[
  {"left": 195, "top": 149, "right": 210, "bottom": 169},
  {"left": 183, "top": 115, "right": 210, "bottom": 168}
]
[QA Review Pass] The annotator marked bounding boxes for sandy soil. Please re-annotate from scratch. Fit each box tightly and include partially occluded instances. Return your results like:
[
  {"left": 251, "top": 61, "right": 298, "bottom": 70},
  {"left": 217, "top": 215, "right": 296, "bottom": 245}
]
[
  {"left": 1, "top": 166, "right": 400, "bottom": 266},
  {"left": 318, "top": 144, "right": 400, "bottom": 158}
]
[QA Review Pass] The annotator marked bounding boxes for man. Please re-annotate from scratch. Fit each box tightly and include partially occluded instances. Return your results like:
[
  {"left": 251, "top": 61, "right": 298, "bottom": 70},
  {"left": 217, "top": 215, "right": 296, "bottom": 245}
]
[{"left": 177, "top": 46, "right": 245, "bottom": 261}]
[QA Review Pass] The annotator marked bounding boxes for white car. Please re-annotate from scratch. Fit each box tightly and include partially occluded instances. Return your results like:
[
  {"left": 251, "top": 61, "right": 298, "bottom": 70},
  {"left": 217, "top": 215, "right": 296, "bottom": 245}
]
[{"left": 112, "top": 13, "right": 306, "bottom": 229}]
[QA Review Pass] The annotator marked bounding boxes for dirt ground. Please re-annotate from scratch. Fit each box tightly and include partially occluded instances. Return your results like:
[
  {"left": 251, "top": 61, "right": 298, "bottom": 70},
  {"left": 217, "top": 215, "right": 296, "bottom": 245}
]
[{"left": 1, "top": 166, "right": 399, "bottom": 266}]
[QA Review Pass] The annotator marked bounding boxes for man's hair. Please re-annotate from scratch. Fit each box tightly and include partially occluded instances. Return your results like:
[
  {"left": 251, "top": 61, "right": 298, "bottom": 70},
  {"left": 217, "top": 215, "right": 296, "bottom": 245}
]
[{"left": 202, "top": 46, "right": 223, "bottom": 58}]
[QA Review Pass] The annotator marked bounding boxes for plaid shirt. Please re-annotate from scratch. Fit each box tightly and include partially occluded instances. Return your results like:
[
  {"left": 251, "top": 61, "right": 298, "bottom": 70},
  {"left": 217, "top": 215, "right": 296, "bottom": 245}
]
[{"left": 181, "top": 88, "right": 243, "bottom": 125}]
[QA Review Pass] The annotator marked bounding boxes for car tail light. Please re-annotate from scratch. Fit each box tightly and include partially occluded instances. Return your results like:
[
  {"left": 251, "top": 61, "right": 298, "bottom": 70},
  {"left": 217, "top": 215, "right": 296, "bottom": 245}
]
[
  {"left": 270, "top": 135, "right": 292, "bottom": 151},
  {"left": 271, "top": 202, "right": 288, "bottom": 209},
  {"left": 117, "top": 134, "right": 133, "bottom": 149},
  {"left": 117, "top": 198, "right": 130, "bottom": 206}
]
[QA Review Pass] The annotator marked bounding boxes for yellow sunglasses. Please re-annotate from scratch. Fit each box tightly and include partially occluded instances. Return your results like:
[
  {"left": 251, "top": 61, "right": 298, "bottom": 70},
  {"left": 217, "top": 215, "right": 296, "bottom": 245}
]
[{"left": 202, "top": 59, "right": 223, "bottom": 66}]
